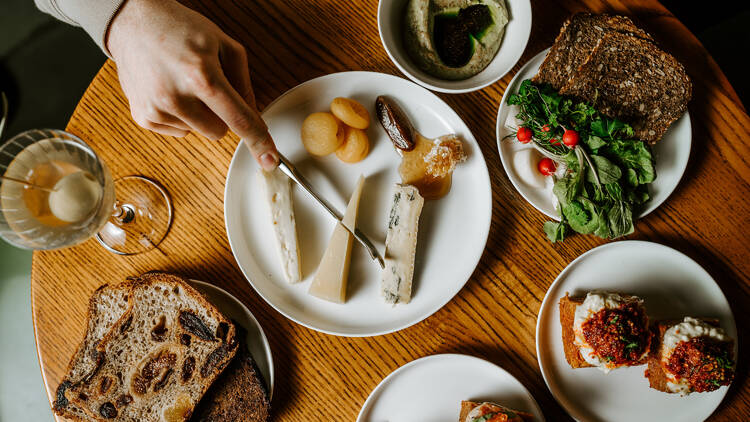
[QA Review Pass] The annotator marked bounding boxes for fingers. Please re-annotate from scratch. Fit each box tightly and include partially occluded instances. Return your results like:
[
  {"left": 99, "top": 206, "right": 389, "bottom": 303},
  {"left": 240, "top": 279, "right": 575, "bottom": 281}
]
[
  {"left": 220, "top": 39, "right": 256, "bottom": 110},
  {"left": 169, "top": 97, "right": 229, "bottom": 141},
  {"left": 141, "top": 121, "right": 190, "bottom": 138},
  {"left": 193, "top": 57, "right": 279, "bottom": 170}
]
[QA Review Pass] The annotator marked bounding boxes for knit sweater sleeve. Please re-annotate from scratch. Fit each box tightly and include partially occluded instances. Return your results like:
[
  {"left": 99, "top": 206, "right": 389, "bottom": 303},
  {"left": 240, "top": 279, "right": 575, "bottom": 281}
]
[{"left": 34, "top": 0, "right": 126, "bottom": 56}]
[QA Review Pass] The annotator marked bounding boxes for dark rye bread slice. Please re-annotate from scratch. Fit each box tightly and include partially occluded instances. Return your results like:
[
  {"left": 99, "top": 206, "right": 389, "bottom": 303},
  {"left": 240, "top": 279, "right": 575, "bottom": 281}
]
[
  {"left": 533, "top": 13, "right": 653, "bottom": 90},
  {"left": 559, "top": 31, "right": 692, "bottom": 144},
  {"left": 67, "top": 273, "right": 237, "bottom": 422},
  {"left": 646, "top": 318, "right": 722, "bottom": 393},
  {"left": 458, "top": 401, "right": 534, "bottom": 422},
  {"left": 191, "top": 326, "right": 271, "bottom": 422},
  {"left": 53, "top": 280, "right": 134, "bottom": 421}
]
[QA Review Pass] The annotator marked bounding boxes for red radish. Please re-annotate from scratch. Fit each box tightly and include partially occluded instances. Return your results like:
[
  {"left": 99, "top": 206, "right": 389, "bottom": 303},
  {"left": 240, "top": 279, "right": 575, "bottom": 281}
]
[
  {"left": 516, "top": 127, "right": 532, "bottom": 143},
  {"left": 563, "top": 129, "right": 580, "bottom": 147},
  {"left": 550, "top": 138, "right": 560, "bottom": 146},
  {"left": 541, "top": 124, "right": 551, "bottom": 132},
  {"left": 538, "top": 158, "right": 556, "bottom": 176}
]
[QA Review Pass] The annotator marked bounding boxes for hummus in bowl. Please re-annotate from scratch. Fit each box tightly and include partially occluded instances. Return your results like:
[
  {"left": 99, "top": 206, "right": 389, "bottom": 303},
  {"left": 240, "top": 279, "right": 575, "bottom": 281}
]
[
  {"left": 378, "top": 0, "right": 531, "bottom": 93},
  {"left": 404, "top": 0, "right": 509, "bottom": 80}
]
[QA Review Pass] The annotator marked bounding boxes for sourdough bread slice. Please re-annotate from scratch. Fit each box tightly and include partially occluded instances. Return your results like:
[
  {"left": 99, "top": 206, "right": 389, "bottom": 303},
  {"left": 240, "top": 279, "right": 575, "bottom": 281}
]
[
  {"left": 559, "top": 31, "right": 692, "bottom": 143},
  {"left": 53, "top": 280, "right": 135, "bottom": 421},
  {"left": 191, "top": 326, "right": 271, "bottom": 422},
  {"left": 67, "top": 273, "right": 237, "bottom": 422},
  {"left": 558, "top": 293, "right": 592, "bottom": 369},
  {"left": 458, "top": 401, "right": 534, "bottom": 422},
  {"left": 533, "top": 13, "right": 653, "bottom": 90},
  {"left": 646, "top": 318, "right": 724, "bottom": 393}
]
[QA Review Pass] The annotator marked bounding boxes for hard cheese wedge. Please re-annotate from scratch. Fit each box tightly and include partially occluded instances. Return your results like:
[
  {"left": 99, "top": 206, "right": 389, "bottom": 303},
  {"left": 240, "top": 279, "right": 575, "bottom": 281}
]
[
  {"left": 381, "top": 184, "right": 424, "bottom": 304},
  {"left": 308, "top": 175, "right": 366, "bottom": 303},
  {"left": 259, "top": 168, "right": 302, "bottom": 283}
]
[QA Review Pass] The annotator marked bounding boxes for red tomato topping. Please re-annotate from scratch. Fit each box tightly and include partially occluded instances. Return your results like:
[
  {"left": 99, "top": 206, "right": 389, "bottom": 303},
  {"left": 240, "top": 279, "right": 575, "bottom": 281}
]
[
  {"left": 538, "top": 158, "right": 556, "bottom": 176},
  {"left": 563, "top": 129, "right": 580, "bottom": 147},
  {"left": 516, "top": 127, "right": 532, "bottom": 143}
]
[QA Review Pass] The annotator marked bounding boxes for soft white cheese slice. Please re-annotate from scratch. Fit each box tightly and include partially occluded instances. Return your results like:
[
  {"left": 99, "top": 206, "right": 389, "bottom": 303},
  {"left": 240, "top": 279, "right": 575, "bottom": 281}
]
[
  {"left": 381, "top": 184, "right": 424, "bottom": 305},
  {"left": 259, "top": 168, "right": 302, "bottom": 283},
  {"left": 308, "top": 175, "right": 365, "bottom": 303}
]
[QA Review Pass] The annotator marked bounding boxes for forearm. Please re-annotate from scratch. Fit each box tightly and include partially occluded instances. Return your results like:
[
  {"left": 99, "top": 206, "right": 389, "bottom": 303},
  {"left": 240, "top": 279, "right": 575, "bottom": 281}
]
[{"left": 33, "top": 0, "right": 126, "bottom": 56}]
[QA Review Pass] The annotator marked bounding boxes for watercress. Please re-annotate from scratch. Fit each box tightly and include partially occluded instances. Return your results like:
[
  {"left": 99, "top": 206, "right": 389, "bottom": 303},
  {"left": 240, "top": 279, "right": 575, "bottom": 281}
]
[{"left": 506, "top": 79, "right": 656, "bottom": 242}]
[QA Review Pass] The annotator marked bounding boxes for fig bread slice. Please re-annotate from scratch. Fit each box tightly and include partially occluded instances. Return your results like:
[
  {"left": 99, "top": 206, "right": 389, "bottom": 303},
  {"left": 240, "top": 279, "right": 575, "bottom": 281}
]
[
  {"left": 533, "top": 12, "right": 653, "bottom": 90},
  {"left": 559, "top": 31, "right": 692, "bottom": 143},
  {"left": 53, "top": 280, "right": 135, "bottom": 421},
  {"left": 66, "top": 273, "right": 237, "bottom": 422}
]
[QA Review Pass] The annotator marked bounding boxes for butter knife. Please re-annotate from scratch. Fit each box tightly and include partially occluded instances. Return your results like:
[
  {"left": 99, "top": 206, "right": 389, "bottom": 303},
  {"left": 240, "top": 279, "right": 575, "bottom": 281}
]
[{"left": 275, "top": 152, "right": 385, "bottom": 269}]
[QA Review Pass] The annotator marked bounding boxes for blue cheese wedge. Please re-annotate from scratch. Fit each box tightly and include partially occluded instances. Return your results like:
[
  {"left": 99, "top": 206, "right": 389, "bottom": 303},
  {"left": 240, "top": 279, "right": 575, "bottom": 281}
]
[
  {"left": 258, "top": 168, "right": 302, "bottom": 283},
  {"left": 381, "top": 184, "right": 424, "bottom": 305},
  {"left": 308, "top": 175, "right": 365, "bottom": 303}
]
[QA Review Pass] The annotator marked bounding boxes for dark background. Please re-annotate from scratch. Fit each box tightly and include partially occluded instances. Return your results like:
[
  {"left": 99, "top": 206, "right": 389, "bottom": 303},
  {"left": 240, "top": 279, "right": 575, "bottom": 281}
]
[{"left": 0, "top": 1, "right": 748, "bottom": 141}]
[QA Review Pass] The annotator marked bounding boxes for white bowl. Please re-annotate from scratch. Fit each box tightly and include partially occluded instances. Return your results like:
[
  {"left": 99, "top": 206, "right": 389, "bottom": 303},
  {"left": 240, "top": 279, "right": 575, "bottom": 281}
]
[{"left": 377, "top": 0, "right": 532, "bottom": 93}]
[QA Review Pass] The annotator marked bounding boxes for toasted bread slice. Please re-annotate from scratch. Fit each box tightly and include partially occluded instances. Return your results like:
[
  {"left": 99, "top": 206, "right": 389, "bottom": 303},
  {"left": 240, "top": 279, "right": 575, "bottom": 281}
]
[
  {"left": 559, "top": 31, "right": 691, "bottom": 143},
  {"left": 646, "top": 318, "right": 721, "bottom": 393},
  {"left": 459, "top": 401, "right": 534, "bottom": 421},
  {"left": 533, "top": 13, "right": 653, "bottom": 90},
  {"left": 558, "top": 293, "right": 592, "bottom": 368},
  {"left": 192, "top": 326, "right": 271, "bottom": 421},
  {"left": 67, "top": 273, "right": 237, "bottom": 421},
  {"left": 559, "top": 292, "right": 651, "bottom": 369},
  {"left": 53, "top": 280, "right": 135, "bottom": 421}
]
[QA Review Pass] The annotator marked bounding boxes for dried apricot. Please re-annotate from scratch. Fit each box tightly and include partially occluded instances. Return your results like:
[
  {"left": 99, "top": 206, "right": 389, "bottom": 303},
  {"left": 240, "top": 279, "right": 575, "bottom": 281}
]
[
  {"left": 301, "top": 112, "right": 344, "bottom": 156},
  {"left": 336, "top": 127, "right": 370, "bottom": 163},
  {"left": 330, "top": 97, "right": 370, "bottom": 129}
]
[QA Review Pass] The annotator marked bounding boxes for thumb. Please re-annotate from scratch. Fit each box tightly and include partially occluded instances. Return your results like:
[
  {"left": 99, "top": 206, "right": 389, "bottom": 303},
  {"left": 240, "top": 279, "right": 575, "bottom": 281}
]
[{"left": 243, "top": 129, "right": 278, "bottom": 171}]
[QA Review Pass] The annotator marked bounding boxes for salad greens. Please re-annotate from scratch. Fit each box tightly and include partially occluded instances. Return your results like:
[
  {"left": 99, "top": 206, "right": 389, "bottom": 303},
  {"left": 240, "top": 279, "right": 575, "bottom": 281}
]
[{"left": 506, "top": 79, "right": 656, "bottom": 242}]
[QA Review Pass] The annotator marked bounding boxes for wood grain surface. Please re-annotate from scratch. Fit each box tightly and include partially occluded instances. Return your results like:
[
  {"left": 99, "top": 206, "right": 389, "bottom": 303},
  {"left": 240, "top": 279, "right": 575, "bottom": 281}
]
[{"left": 31, "top": 0, "right": 749, "bottom": 421}]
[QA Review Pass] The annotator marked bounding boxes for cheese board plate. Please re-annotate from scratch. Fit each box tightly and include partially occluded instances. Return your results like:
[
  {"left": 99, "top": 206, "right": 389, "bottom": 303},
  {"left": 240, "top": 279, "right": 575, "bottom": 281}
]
[
  {"left": 495, "top": 49, "right": 692, "bottom": 221},
  {"left": 224, "top": 71, "right": 492, "bottom": 337},
  {"left": 536, "top": 241, "right": 736, "bottom": 422},
  {"left": 190, "top": 280, "right": 274, "bottom": 398},
  {"left": 357, "top": 354, "right": 545, "bottom": 422}
]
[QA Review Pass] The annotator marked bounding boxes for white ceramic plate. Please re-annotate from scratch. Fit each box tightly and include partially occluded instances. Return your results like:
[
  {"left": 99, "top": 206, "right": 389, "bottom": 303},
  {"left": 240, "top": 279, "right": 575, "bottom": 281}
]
[
  {"left": 378, "top": 0, "right": 532, "bottom": 93},
  {"left": 357, "top": 354, "right": 545, "bottom": 422},
  {"left": 496, "top": 49, "right": 692, "bottom": 220},
  {"left": 536, "top": 241, "right": 737, "bottom": 422},
  {"left": 190, "top": 280, "right": 274, "bottom": 398},
  {"left": 224, "top": 71, "right": 492, "bottom": 337}
]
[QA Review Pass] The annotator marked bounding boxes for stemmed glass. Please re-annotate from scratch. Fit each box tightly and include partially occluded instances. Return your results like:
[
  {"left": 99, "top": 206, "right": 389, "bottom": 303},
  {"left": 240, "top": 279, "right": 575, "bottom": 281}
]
[{"left": 0, "top": 128, "right": 173, "bottom": 255}]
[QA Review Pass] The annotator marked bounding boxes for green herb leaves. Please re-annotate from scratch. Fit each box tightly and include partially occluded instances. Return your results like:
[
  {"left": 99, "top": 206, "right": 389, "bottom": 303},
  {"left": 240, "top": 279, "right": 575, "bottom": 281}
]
[{"left": 508, "top": 79, "right": 657, "bottom": 242}]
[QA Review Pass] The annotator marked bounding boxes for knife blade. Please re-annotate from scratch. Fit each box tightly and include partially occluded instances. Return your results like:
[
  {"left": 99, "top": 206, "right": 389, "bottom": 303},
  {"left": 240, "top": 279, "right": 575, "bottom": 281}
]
[{"left": 249, "top": 144, "right": 385, "bottom": 269}]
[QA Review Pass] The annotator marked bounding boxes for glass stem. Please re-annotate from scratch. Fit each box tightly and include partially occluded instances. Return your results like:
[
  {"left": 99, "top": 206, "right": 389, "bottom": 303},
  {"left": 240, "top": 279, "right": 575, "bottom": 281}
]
[{"left": 112, "top": 202, "right": 135, "bottom": 224}]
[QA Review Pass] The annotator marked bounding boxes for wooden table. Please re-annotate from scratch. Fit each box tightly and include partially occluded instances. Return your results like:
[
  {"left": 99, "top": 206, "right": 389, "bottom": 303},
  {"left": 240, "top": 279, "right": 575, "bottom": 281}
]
[{"left": 31, "top": 0, "right": 749, "bottom": 420}]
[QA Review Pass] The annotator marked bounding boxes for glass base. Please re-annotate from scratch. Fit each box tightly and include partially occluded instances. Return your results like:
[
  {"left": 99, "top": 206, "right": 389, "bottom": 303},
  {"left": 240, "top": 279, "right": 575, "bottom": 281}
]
[{"left": 96, "top": 176, "right": 172, "bottom": 255}]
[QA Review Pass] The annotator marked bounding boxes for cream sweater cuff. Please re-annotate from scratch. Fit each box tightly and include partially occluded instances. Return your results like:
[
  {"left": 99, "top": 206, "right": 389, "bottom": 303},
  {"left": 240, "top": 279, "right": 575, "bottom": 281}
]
[{"left": 34, "top": 0, "right": 126, "bottom": 57}]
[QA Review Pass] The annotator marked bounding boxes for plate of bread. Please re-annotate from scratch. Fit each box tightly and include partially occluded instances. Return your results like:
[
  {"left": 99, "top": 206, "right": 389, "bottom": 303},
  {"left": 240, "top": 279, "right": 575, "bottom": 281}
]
[
  {"left": 224, "top": 71, "right": 492, "bottom": 336},
  {"left": 52, "top": 272, "right": 272, "bottom": 422},
  {"left": 536, "top": 241, "right": 737, "bottom": 422},
  {"left": 496, "top": 13, "right": 692, "bottom": 235},
  {"left": 357, "top": 354, "right": 544, "bottom": 422}
]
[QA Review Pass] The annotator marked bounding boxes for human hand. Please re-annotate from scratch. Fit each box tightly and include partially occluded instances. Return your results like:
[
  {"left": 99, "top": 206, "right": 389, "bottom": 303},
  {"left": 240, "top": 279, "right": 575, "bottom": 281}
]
[{"left": 107, "top": 0, "right": 278, "bottom": 170}]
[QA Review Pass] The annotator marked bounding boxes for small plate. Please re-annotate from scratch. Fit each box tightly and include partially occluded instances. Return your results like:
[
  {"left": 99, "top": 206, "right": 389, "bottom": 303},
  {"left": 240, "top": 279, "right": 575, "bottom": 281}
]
[
  {"left": 496, "top": 49, "right": 692, "bottom": 220},
  {"left": 190, "top": 280, "right": 274, "bottom": 398},
  {"left": 357, "top": 354, "right": 545, "bottom": 422},
  {"left": 536, "top": 241, "right": 737, "bottom": 422},
  {"left": 224, "top": 71, "right": 492, "bottom": 336}
]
